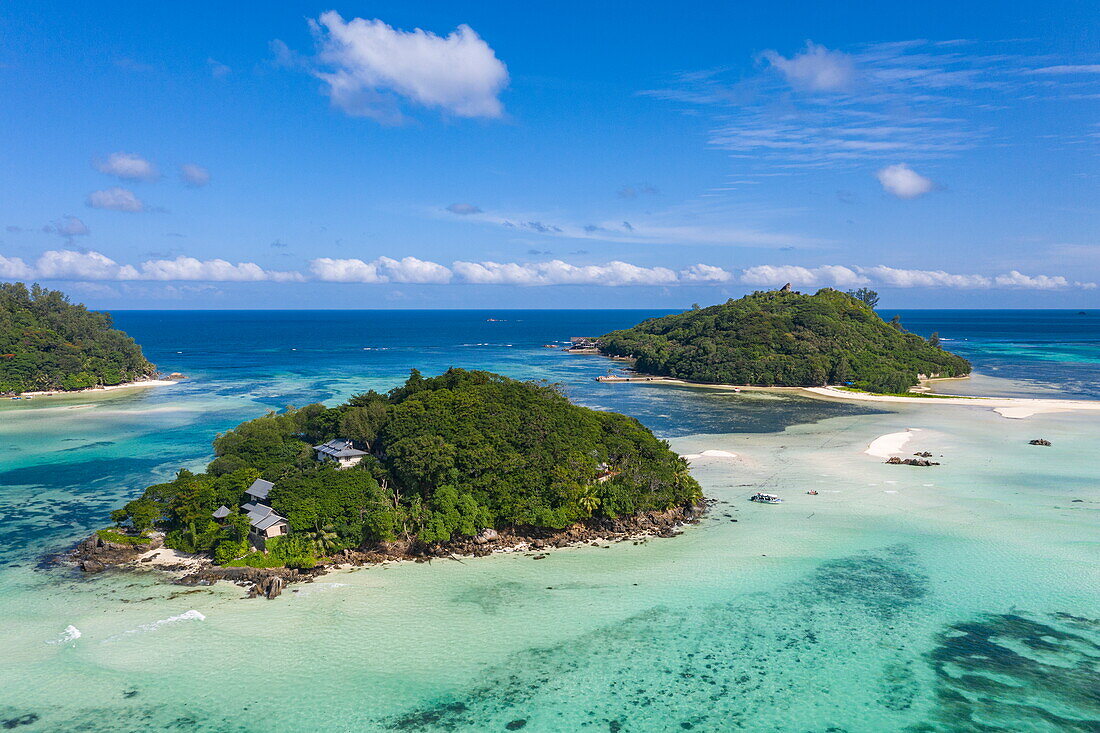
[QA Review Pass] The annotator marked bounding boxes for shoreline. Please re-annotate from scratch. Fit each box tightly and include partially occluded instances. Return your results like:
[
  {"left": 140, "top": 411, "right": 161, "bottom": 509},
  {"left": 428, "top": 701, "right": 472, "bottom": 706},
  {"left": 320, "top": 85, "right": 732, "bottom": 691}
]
[
  {"left": 590, "top": 371, "right": 1100, "bottom": 419},
  {"left": 14, "top": 378, "right": 178, "bottom": 399},
  {"left": 64, "top": 503, "right": 709, "bottom": 597}
]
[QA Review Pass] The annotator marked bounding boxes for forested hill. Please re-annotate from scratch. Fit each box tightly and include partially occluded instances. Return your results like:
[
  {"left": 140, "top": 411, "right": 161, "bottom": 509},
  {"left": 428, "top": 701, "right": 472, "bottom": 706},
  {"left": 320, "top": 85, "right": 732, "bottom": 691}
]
[
  {"left": 113, "top": 368, "right": 702, "bottom": 567},
  {"left": 597, "top": 288, "right": 971, "bottom": 393},
  {"left": 0, "top": 282, "right": 156, "bottom": 393}
]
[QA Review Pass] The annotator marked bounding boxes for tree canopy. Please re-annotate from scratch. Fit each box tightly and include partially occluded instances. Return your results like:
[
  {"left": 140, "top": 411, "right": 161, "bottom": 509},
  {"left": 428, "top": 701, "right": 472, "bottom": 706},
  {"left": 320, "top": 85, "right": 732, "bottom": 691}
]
[
  {"left": 597, "top": 288, "right": 970, "bottom": 393},
  {"left": 0, "top": 282, "right": 155, "bottom": 393},
  {"left": 113, "top": 368, "right": 701, "bottom": 564}
]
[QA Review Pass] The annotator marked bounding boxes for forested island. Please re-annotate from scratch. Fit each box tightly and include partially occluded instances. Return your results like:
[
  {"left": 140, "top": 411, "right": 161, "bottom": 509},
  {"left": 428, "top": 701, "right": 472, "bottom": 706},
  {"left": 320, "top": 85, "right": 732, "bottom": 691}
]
[
  {"left": 100, "top": 368, "right": 703, "bottom": 575},
  {"left": 0, "top": 282, "right": 156, "bottom": 394},
  {"left": 596, "top": 287, "right": 971, "bottom": 393}
]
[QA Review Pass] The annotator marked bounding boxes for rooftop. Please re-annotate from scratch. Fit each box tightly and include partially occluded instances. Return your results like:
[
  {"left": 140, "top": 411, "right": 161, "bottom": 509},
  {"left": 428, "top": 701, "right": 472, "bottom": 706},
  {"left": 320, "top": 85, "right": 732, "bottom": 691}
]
[
  {"left": 313, "top": 438, "right": 369, "bottom": 458},
  {"left": 245, "top": 478, "right": 274, "bottom": 500}
]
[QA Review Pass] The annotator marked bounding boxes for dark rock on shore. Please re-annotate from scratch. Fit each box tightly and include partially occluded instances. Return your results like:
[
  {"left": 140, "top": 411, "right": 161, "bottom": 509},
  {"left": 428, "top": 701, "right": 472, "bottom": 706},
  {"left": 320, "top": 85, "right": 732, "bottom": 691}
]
[
  {"left": 336, "top": 502, "right": 708, "bottom": 566},
  {"left": 175, "top": 565, "right": 326, "bottom": 597},
  {"left": 64, "top": 502, "right": 709, "bottom": 599},
  {"left": 886, "top": 456, "right": 939, "bottom": 466},
  {"left": 72, "top": 532, "right": 163, "bottom": 570},
  {"left": 1029, "top": 438, "right": 1052, "bottom": 446}
]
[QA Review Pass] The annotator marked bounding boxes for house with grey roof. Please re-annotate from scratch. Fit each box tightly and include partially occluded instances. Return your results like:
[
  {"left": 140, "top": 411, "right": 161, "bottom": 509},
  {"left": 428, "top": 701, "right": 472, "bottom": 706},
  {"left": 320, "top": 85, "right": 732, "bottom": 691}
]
[
  {"left": 208, "top": 478, "right": 289, "bottom": 549},
  {"left": 245, "top": 478, "right": 273, "bottom": 502},
  {"left": 313, "top": 438, "right": 368, "bottom": 469}
]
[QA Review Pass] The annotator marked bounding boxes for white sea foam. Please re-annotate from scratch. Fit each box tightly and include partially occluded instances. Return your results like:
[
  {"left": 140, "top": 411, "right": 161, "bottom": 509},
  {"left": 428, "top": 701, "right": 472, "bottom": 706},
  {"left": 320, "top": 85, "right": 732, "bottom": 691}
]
[
  {"left": 291, "top": 582, "right": 349, "bottom": 597},
  {"left": 47, "top": 625, "right": 82, "bottom": 645},
  {"left": 103, "top": 610, "right": 205, "bottom": 643}
]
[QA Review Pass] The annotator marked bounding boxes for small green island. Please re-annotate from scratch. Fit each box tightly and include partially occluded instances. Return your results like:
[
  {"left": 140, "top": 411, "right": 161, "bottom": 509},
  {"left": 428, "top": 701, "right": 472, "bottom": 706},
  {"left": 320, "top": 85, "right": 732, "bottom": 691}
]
[
  {"left": 88, "top": 368, "right": 703, "bottom": 583},
  {"left": 1, "top": 282, "right": 156, "bottom": 394},
  {"left": 596, "top": 287, "right": 971, "bottom": 393}
]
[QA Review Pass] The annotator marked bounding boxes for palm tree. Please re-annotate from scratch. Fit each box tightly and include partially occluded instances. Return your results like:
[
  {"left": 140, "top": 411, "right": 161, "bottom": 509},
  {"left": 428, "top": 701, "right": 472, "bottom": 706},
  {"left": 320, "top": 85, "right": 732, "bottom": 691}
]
[
  {"left": 304, "top": 523, "right": 340, "bottom": 556},
  {"left": 579, "top": 494, "right": 601, "bottom": 516}
]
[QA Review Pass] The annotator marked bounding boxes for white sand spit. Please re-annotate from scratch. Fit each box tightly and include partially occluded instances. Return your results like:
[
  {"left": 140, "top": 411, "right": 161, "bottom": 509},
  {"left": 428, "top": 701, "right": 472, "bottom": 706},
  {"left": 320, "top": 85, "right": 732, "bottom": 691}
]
[{"left": 864, "top": 429, "right": 920, "bottom": 458}]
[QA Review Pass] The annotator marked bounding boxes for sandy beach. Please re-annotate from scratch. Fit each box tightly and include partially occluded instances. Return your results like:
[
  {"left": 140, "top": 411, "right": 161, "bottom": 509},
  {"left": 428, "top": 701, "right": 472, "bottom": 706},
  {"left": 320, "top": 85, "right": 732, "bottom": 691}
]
[
  {"left": 800, "top": 386, "right": 1100, "bottom": 418},
  {"left": 16, "top": 378, "right": 178, "bottom": 399}
]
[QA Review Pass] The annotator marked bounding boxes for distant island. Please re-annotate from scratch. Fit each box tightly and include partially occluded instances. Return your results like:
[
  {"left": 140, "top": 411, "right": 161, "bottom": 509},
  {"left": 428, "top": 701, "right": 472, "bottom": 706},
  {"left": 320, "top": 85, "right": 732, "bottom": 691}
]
[
  {"left": 1, "top": 282, "right": 156, "bottom": 394},
  {"left": 89, "top": 368, "right": 703, "bottom": 584},
  {"left": 596, "top": 287, "right": 971, "bottom": 393}
]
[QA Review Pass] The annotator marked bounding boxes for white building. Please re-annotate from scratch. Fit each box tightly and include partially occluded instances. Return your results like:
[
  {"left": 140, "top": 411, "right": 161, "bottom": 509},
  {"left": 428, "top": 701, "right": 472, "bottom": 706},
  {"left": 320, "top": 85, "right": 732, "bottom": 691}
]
[{"left": 313, "top": 438, "right": 368, "bottom": 469}]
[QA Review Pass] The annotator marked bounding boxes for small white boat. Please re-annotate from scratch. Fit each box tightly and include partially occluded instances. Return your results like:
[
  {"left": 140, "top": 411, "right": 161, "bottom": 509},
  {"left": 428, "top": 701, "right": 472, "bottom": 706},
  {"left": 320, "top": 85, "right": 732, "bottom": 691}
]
[{"left": 749, "top": 493, "right": 782, "bottom": 504}]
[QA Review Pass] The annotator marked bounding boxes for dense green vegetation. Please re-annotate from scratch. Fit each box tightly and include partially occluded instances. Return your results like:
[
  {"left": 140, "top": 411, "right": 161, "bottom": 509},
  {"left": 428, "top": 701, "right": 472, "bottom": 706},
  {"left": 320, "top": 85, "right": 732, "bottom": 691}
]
[
  {"left": 112, "top": 368, "right": 701, "bottom": 565},
  {"left": 598, "top": 288, "right": 970, "bottom": 393},
  {"left": 0, "top": 282, "right": 155, "bottom": 393}
]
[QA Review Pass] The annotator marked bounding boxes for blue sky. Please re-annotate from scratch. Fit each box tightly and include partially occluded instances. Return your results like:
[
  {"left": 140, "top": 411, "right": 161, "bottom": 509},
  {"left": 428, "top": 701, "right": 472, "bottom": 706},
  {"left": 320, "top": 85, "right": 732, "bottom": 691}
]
[{"left": 1, "top": 1, "right": 1098, "bottom": 309}]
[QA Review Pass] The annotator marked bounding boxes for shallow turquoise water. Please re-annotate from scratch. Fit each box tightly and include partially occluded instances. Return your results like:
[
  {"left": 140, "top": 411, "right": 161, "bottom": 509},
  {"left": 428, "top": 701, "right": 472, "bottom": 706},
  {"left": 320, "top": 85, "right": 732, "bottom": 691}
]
[{"left": 0, "top": 310, "right": 1097, "bottom": 732}]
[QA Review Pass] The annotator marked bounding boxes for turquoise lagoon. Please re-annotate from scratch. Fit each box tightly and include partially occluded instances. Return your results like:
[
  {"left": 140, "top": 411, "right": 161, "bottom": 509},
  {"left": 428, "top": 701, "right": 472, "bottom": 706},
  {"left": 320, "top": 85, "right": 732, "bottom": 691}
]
[{"left": 0, "top": 310, "right": 1097, "bottom": 732}]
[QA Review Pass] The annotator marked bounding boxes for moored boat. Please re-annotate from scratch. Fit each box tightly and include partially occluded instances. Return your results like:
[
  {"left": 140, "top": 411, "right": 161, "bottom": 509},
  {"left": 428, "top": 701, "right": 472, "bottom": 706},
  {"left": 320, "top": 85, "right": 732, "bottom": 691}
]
[{"left": 749, "top": 492, "right": 782, "bottom": 504}]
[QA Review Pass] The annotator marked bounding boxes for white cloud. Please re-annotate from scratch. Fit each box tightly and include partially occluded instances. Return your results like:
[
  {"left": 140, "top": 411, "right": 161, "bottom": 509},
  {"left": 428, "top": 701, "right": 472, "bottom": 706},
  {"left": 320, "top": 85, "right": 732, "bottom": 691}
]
[
  {"left": 861, "top": 266, "right": 990, "bottom": 288},
  {"left": 992, "top": 270, "right": 1074, "bottom": 289},
  {"left": 45, "top": 215, "right": 90, "bottom": 238},
  {"left": 94, "top": 152, "right": 158, "bottom": 181},
  {"left": 0, "top": 254, "right": 33, "bottom": 279},
  {"left": 35, "top": 250, "right": 140, "bottom": 280},
  {"left": 446, "top": 203, "right": 482, "bottom": 215},
  {"left": 309, "top": 11, "right": 509, "bottom": 121},
  {"left": 310, "top": 258, "right": 385, "bottom": 283},
  {"left": 452, "top": 260, "right": 679, "bottom": 286},
  {"left": 180, "top": 164, "right": 210, "bottom": 187},
  {"left": 761, "top": 42, "right": 857, "bottom": 92},
  {"left": 309, "top": 256, "right": 452, "bottom": 284},
  {"left": 1026, "top": 65, "right": 1100, "bottom": 75},
  {"left": 740, "top": 264, "right": 867, "bottom": 287},
  {"left": 87, "top": 187, "right": 145, "bottom": 212},
  {"left": 679, "top": 263, "right": 733, "bottom": 283},
  {"left": 875, "top": 164, "right": 934, "bottom": 199},
  {"left": 138, "top": 256, "right": 303, "bottom": 282},
  {"left": 375, "top": 256, "right": 452, "bottom": 283}
]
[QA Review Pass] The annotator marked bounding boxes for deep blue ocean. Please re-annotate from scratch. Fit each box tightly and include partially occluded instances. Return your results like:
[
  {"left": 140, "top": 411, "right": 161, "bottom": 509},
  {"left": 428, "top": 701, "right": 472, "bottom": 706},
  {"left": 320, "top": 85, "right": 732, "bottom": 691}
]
[{"left": 114, "top": 307, "right": 1100, "bottom": 401}]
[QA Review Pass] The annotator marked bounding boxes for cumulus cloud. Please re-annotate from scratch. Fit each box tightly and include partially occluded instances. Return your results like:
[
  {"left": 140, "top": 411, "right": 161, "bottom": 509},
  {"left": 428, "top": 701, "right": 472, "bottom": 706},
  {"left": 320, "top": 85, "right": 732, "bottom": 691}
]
[
  {"left": 376, "top": 256, "right": 453, "bottom": 283},
  {"left": 0, "top": 254, "right": 33, "bottom": 279},
  {"left": 44, "top": 215, "right": 90, "bottom": 239},
  {"left": 138, "top": 256, "right": 303, "bottom": 282},
  {"left": 680, "top": 264, "right": 733, "bottom": 283},
  {"left": 741, "top": 264, "right": 867, "bottom": 287},
  {"left": 446, "top": 203, "right": 482, "bottom": 215},
  {"left": 761, "top": 42, "right": 857, "bottom": 92},
  {"left": 309, "top": 256, "right": 453, "bottom": 284},
  {"left": 87, "top": 187, "right": 145, "bottom": 212},
  {"left": 180, "top": 164, "right": 210, "bottom": 187},
  {"left": 35, "top": 250, "right": 140, "bottom": 280},
  {"left": 860, "top": 265, "right": 989, "bottom": 288},
  {"left": 309, "top": 12, "right": 509, "bottom": 121},
  {"left": 875, "top": 163, "right": 935, "bottom": 199},
  {"left": 1, "top": 250, "right": 300, "bottom": 283},
  {"left": 992, "top": 270, "right": 1085, "bottom": 289},
  {"left": 3, "top": 249, "right": 1092, "bottom": 291},
  {"left": 452, "top": 260, "right": 679, "bottom": 286},
  {"left": 94, "top": 152, "right": 158, "bottom": 181}
]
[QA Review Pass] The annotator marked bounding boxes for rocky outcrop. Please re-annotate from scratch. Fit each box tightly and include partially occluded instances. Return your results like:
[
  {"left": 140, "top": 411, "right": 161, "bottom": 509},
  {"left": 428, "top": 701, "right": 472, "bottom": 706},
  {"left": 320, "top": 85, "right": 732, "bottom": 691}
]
[
  {"left": 72, "top": 532, "right": 163, "bottom": 570},
  {"left": 886, "top": 456, "right": 939, "bottom": 466},
  {"left": 1028, "top": 438, "right": 1052, "bottom": 446},
  {"left": 175, "top": 565, "right": 325, "bottom": 594},
  {"left": 249, "top": 575, "right": 284, "bottom": 600},
  {"left": 339, "top": 501, "right": 709, "bottom": 565}
]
